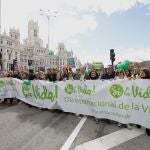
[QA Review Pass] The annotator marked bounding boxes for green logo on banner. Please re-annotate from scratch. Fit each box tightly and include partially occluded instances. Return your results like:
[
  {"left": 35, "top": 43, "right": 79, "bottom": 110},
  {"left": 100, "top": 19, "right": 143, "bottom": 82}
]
[
  {"left": 22, "top": 84, "right": 32, "bottom": 97},
  {"left": 0, "top": 80, "right": 5, "bottom": 88},
  {"left": 65, "top": 84, "right": 74, "bottom": 94},
  {"left": 109, "top": 84, "right": 124, "bottom": 99}
]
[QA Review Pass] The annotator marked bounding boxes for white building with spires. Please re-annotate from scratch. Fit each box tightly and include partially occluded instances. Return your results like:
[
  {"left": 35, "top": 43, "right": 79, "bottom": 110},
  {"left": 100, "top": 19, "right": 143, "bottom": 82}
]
[{"left": 0, "top": 20, "right": 73, "bottom": 71}]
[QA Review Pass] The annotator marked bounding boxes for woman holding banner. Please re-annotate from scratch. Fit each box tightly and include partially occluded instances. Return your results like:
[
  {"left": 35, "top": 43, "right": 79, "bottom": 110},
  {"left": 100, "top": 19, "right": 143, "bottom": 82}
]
[
  {"left": 89, "top": 70, "right": 99, "bottom": 123},
  {"left": 137, "top": 68, "right": 150, "bottom": 136},
  {"left": 115, "top": 69, "right": 132, "bottom": 130}
]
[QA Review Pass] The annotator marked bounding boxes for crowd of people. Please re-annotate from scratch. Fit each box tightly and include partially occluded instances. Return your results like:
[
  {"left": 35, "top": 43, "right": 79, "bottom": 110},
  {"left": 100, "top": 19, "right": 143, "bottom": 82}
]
[
  {"left": 0, "top": 65, "right": 149, "bottom": 82},
  {"left": 0, "top": 65, "right": 150, "bottom": 136}
]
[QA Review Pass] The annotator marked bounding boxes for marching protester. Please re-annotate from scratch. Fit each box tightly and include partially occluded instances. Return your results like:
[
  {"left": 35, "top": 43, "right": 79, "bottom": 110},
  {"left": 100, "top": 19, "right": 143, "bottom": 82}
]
[
  {"left": 101, "top": 65, "right": 115, "bottom": 80},
  {"left": 34, "top": 72, "right": 40, "bottom": 80},
  {"left": 62, "top": 67, "right": 69, "bottom": 80},
  {"left": 13, "top": 70, "right": 22, "bottom": 79},
  {"left": 46, "top": 68, "right": 56, "bottom": 82},
  {"left": 132, "top": 67, "right": 139, "bottom": 79},
  {"left": 28, "top": 69, "right": 35, "bottom": 80},
  {"left": 2, "top": 71, "right": 14, "bottom": 104},
  {"left": 73, "top": 68, "right": 81, "bottom": 80},
  {"left": 89, "top": 70, "right": 99, "bottom": 80},
  {"left": 39, "top": 71, "right": 46, "bottom": 80},
  {"left": 80, "top": 67, "right": 89, "bottom": 80},
  {"left": 124, "top": 69, "right": 132, "bottom": 79},
  {"left": 136, "top": 68, "right": 150, "bottom": 136},
  {"left": 68, "top": 71, "right": 74, "bottom": 80},
  {"left": 114, "top": 69, "right": 125, "bottom": 79},
  {"left": 115, "top": 69, "right": 132, "bottom": 130},
  {"left": 56, "top": 69, "right": 62, "bottom": 81},
  {"left": 89, "top": 70, "right": 100, "bottom": 123},
  {"left": 26, "top": 69, "right": 35, "bottom": 107}
]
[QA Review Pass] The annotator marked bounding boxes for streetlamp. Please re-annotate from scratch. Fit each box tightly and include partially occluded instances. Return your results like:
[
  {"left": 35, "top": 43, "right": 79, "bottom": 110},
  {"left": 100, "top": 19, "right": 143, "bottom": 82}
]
[{"left": 40, "top": 9, "right": 57, "bottom": 50}]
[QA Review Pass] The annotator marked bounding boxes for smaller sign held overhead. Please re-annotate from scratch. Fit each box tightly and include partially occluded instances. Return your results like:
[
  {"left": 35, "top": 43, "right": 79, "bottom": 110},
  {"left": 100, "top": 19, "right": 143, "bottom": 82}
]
[{"left": 67, "top": 57, "right": 76, "bottom": 68}]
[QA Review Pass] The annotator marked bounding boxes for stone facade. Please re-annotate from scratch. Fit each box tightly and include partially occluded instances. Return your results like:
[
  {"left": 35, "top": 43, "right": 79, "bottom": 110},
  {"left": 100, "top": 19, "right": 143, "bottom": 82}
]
[
  {"left": 0, "top": 28, "right": 20, "bottom": 71},
  {"left": 0, "top": 20, "right": 73, "bottom": 71}
]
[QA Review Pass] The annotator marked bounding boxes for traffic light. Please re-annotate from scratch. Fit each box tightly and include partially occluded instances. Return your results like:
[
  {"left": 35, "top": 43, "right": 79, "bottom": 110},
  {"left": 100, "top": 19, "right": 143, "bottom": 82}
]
[
  {"left": 13, "top": 59, "right": 17, "bottom": 65},
  {"left": 110, "top": 49, "right": 115, "bottom": 62},
  {"left": 28, "top": 60, "right": 33, "bottom": 66},
  {"left": 11, "top": 64, "right": 14, "bottom": 71},
  {"left": 110, "top": 49, "right": 115, "bottom": 67}
]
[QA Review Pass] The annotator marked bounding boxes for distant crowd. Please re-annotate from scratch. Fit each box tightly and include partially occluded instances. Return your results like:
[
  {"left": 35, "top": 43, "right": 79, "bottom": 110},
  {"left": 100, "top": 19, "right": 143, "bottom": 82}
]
[{"left": 0, "top": 65, "right": 149, "bottom": 81}]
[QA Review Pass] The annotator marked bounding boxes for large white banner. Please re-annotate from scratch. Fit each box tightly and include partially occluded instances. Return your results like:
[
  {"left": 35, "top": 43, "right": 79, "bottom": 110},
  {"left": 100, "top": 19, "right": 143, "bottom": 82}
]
[
  {"left": 58, "top": 79, "right": 150, "bottom": 129},
  {"left": 0, "top": 78, "right": 15, "bottom": 98},
  {"left": 14, "top": 79, "right": 59, "bottom": 109},
  {"left": 0, "top": 78, "right": 150, "bottom": 128}
]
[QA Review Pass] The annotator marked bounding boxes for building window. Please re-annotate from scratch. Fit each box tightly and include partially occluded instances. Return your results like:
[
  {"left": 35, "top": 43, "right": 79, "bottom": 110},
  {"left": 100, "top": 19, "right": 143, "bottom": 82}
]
[
  {"left": 0, "top": 41, "right": 3, "bottom": 44},
  {"left": 15, "top": 52, "right": 17, "bottom": 59},
  {"left": 7, "top": 41, "right": 12, "bottom": 46},
  {"left": 34, "top": 29, "right": 38, "bottom": 37},
  {"left": 8, "top": 55, "right": 11, "bottom": 60}
]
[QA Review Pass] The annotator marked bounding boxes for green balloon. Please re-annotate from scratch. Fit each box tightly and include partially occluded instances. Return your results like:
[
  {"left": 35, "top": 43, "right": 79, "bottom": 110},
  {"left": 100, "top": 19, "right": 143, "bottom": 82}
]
[
  {"left": 117, "top": 64, "right": 124, "bottom": 70},
  {"left": 121, "top": 62, "right": 127, "bottom": 70},
  {"left": 122, "top": 60, "right": 132, "bottom": 70},
  {"left": 116, "top": 64, "right": 120, "bottom": 69},
  {"left": 124, "top": 60, "right": 132, "bottom": 65},
  {"left": 117, "top": 60, "right": 132, "bottom": 70},
  {"left": 24, "top": 80, "right": 31, "bottom": 86}
]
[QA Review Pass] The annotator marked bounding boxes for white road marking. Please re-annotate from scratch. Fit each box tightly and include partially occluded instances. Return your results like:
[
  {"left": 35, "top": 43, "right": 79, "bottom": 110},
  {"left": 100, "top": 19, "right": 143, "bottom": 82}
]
[
  {"left": 60, "top": 116, "right": 87, "bottom": 150},
  {"left": 74, "top": 127, "right": 145, "bottom": 150}
]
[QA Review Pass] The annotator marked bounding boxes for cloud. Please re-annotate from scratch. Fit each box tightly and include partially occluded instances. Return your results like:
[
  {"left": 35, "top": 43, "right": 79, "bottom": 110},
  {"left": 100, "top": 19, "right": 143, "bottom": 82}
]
[
  {"left": 116, "top": 48, "right": 150, "bottom": 62},
  {"left": 78, "top": 48, "right": 150, "bottom": 66},
  {"left": 54, "top": 14, "right": 97, "bottom": 41},
  {"left": 64, "top": 0, "right": 150, "bottom": 15},
  {"left": 145, "top": 12, "right": 150, "bottom": 15},
  {"left": 2, "top": 0, "right": 150, "bottom": 43},
  {"left": 2, "top": 0, "right": 150, "bottom": 65},
  {"left": 2, "top": 0, "right": 98, "bottom": 47}
]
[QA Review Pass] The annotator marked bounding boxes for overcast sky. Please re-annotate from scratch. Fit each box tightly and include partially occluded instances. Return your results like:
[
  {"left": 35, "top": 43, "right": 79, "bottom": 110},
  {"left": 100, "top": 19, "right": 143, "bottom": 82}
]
[{"left": 2, "top": 0, "right": 150, "bottom": 66}]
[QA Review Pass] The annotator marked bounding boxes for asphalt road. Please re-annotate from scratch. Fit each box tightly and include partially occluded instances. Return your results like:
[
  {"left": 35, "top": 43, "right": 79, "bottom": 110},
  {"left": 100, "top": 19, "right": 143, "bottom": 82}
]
[{"left": 0, "top": 102, "right": 149, "bottom": 150}]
